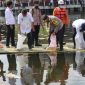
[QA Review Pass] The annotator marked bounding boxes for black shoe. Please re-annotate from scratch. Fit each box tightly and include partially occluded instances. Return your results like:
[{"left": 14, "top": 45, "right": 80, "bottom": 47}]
[
  {"left": 29, "top": 48, "right": 32, "bottom": 50},
  {"left": 12, "top": 45, "right": 16, "bottom": 48},
  {"left": 11, "top": 46, "right": 16, "bottom": 48},
  {"left": 60, "top": 48, "right": 63, "bottom": 51},
  {"left": 6, "top": 46, "right": 10, "bottom": 48},
  {"left": 63, "top": 42, "right": 66, "bottom": 45},
  {"left": 31, "top": 45, "right": 34, "bottom": 48},
  {"left": 35, "top": 43, "right": 42, "bottom": 46},
  {"left": 29, "top": 46, "right": 33, "bottom": 50}
]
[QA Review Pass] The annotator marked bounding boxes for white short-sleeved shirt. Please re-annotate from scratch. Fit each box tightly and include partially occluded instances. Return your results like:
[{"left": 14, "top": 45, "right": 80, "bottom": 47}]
[
  {"left": 18, "top": 12, "right": 34, "bottom": 34},
  {"left": 72, "top": 19, "right": 85, "bottom": 31},
  {"left": 5, "top": 7, "right": 15, "bottom": 25}
]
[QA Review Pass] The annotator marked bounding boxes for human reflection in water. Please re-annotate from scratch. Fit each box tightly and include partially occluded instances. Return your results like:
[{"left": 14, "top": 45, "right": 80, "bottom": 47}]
[
  {"left": 48, "top": 51, "right": 57, "bottom": 67},
  {"left": 21, "top": 64, "right": 34, "bottom": 85},
  {"left": 45, "top": 52, "right": 69, "bottom": 85},
  {"left": 17, "top": 54, "right": 34, "bottom": 85},
  {"left": 73, "top": 52, "right": 77, "bottom": 70},
  {"left": 9, "top": 78, "right": 16, "bottom": 85},
  {"left": 7, "top": 54, "right": 17, "bottom": 72},
  {"left": 75, "top": 51, "right": 85, "bottom": 76},
  {"left": 28, "top": 53, "right": 42, "bottom": 85},
  {"left": 7, "top": 54, "right": 17, "bottom": 85},
  {"left": 0, "top": 60, "right": 6, "bottom": 81}
]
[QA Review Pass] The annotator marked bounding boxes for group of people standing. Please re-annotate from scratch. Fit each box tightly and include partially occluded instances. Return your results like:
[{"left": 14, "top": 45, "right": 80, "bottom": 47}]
[
  {"left": 4, "top": 0, "right": 69, "bottom": 51},
  {"left": 5, "top": 0, "right": 42, "bottom": 50}
]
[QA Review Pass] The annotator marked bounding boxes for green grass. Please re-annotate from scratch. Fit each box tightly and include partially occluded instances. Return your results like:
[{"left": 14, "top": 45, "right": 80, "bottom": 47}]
[
  {"left": 39, "top": 26, "right": 49, "bottom": 44},
  {"left": 15, "top": 25, "right": 49, "bottom": 43}
]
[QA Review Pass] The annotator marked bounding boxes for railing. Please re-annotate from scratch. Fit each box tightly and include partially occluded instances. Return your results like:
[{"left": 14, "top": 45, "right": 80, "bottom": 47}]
[{"left": 0, "top": 0, "right": 84, "bottom": 7}]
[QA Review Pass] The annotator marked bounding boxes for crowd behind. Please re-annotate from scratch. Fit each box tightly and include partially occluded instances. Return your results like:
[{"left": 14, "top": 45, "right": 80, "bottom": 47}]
[{"left": 0, "top": 0, "right": 84, "bottom": 7}]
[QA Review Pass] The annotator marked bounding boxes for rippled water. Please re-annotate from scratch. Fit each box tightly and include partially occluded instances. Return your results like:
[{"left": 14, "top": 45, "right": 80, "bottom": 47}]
[{"left": 0, "top": 51, "right": 85, "bottom": 85}]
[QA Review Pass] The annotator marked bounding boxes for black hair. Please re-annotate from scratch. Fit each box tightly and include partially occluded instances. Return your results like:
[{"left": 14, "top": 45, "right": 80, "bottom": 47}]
[
  {"left": 35, "top": 5, "right": 39, "bottom": 9},
  {"left": 80, "top": 23, "right": 85, "bottom": 32},
  {"left": 43, "top": 15, "right": 48, "bottom": 20},
  {"left": 21, "top": 9, "right": 27, "bottom": 15},
  {"left": 6, "top": 1, "right": 12, "bottom": 7}
]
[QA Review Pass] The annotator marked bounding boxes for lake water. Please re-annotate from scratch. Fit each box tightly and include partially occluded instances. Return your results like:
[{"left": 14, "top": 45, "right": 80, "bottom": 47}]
[{"left": 0, "top": 51, "right": 85, "bottom": 85}]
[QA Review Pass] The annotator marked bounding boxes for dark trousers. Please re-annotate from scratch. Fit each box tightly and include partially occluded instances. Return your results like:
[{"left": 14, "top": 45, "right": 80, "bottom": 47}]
[
  {"left": 31, "top": 25, "right": 40, "bottom": 45},
  {"left": 83, "top": 33, "right": 85, "bottom": 41},
  {"left": 7, "top": 54, "right": 16, "bottom": 70},
  {"left": 57, "top": 25, "right": 65, "bottom": 50},
  {"left": 6, "top": 25, "right": 15, "bottom": 46},
  {"left": 27, "top": 32, "right": 32, "bottom": 49},
  {"left": 73, "top": 27, "right": 76, "bottom": 48}
]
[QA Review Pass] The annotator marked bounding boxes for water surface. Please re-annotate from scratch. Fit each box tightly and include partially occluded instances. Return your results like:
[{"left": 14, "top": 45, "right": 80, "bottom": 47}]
[{"left": 0, "top": 51, "right": 85, "bottom": 85}]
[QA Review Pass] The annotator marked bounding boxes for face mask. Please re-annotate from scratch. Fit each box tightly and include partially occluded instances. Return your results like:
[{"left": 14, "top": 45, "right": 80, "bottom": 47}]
[{"left": 35, "top": 6, "right": 38, "bottom": 9}]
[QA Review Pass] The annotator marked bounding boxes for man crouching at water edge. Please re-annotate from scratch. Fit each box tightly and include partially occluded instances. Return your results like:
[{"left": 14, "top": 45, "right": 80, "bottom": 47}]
[
  {"left": 18, "top": 9, "right": 34, "bottom": 50},
  {"left": 42, "top": 15, "right": 63, "bottom": 51},
  {"left": 72, "top": 19, "right": 85, "bottom": 49}
]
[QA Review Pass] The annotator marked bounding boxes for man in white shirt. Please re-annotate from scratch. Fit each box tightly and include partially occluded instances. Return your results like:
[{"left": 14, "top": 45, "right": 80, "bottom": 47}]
[
  {"left": 72, "top": 19, "right": 85, "bottom": 49},
  {"left": 18, "top": 9, "right": 34, "bottom": 49},
  {"left": 5, "top": 1, "right": 16, "bottom": 48}
]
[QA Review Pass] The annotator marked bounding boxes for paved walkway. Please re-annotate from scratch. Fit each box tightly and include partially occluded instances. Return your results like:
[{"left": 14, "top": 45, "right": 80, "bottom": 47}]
[{"left": 0, "top": 26, "right": 76, "bottom": 54}]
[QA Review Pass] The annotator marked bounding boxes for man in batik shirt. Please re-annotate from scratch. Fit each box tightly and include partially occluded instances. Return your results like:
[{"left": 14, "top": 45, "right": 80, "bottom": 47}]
[{"left": 43, "top": 15, "right": 64, "bottom": 51}]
